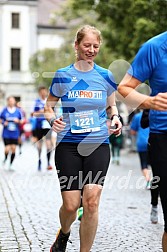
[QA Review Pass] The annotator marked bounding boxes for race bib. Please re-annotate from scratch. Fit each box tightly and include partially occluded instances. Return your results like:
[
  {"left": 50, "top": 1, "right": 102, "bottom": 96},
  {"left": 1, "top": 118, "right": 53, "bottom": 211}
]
[
  {"left": 42, "top": 120, "right": 51, "bottom": 129},
  {"left": 8, "top": 122, "right": 16, "bottom": 131},
  {"left": 69, "top": 110, "right": 100, "bottom": 133}
]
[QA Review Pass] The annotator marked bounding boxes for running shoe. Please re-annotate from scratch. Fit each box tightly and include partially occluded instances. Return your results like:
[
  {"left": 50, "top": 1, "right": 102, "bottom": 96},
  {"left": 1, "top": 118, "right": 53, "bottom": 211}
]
[
  {"left": 9, "top": 165, "right": 15, "bottom": 172},
  {"left": 50, "top": 229, "right": 71, "bottom": 252},
  {"left": 116, "top": 160, "right": 120, "bottom": 165},
  {"left": 77, "top": 207, "right": 83, "bottom": 221},
  {"left": 150, "top": 206, "right": 158, "bottom": 224},
  {"left": 146, "top": 181, "right": 151, "bottom": 190},
  {"left": 47, "top": 165, "right": 53, "bottom": 170}
]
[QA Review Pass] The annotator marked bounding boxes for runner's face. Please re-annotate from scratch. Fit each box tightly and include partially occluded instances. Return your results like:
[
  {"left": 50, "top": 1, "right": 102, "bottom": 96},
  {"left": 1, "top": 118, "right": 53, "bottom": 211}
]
[
  {"left": 7, "top": 97, "right": 16, "bottom": 107},
  {"left": 39, "top": 89, "right": 48, "bottom": 100},
  {"left": 75, "top": 32, "right": 100, "bottom": 65}
]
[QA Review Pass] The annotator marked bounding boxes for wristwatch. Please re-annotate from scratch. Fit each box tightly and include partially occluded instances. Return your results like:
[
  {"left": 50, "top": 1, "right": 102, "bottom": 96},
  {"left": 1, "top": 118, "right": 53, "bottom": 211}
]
[
  {"left": 49, "top": 117, "right": 56, "bottom": 127},
  {"left": 111, "top": 114, "right": 121, "bottom": 120}
]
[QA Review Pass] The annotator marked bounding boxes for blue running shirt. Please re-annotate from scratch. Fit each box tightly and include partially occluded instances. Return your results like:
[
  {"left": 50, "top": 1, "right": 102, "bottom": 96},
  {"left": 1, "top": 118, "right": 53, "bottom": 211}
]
[
  {"left": 50, "top": 63, "right": 117, "bottom": 143},
  {"left": 128, "top": 32, "right": 167, "bottom": 133},
  {"left": 0, "top": 107, "right": 22, "bottom": 139},
  {"left": 130, "top": 112, "right": 149, "bottom": 152},
  {"left": 33, "top": 98, "right": 51, "bottom": 129}
]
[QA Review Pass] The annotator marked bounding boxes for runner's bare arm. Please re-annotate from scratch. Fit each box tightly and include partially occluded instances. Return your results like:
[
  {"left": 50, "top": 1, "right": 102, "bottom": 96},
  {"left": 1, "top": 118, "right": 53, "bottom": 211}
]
[
  {"left": 44, "top": 93, "right": 59, "bottom": 122},
  {"left": 44, "top": 93, "right": 66, "bottom": 132},
  {"left": 118, "top": 73, "right": 167, "bottom": 111}
]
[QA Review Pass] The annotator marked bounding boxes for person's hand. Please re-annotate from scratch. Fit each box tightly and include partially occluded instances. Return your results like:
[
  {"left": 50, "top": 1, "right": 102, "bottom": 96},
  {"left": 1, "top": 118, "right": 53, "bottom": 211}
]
[
  {"left": 4, "top": 121, "right": 8, "bottom": 126},
  {"left": 149, "top": 93, "right": 167, "bottom": 111},
  {"left": 13, "top": 118, "right": 19, "bottom": 123},
  {"left": 52, "top": 116, "right": 66, "bottom": 133},
  {"left": 109, "top": 116, "right": 122, "bottom": 136}
]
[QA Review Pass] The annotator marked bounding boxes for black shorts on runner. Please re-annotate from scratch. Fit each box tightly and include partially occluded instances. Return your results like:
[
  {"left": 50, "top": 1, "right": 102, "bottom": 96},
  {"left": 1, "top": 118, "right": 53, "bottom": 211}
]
[
  {"left": 55, "top": 142, "right": 110, "bottom": 191},
  {"left": 3, "top": 138, "right": 18, "bottom": 146},
  {"left": 34, "top": 128, "right": 51, "bottom": 140}
]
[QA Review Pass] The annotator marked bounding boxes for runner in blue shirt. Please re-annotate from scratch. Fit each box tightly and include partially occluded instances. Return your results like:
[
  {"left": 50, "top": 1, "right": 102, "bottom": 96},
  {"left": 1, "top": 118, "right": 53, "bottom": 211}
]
[
  {"left": 130, "top": 110, "right": 150, "bottom": 189},
  {"left": 32, "top": 86, "right": 53, "bottom": 171},
  {"left": 0, "top": 96, "right": 22, "bottom": 170},
  {"left": 44, "top": 25, "right": 122, "bottom": 252},
  {"left": 141, "top": 109, "right": 159, "bottom": 224},
  {"left": 118, "top": 31, "right": 167, "bottom": 252}
]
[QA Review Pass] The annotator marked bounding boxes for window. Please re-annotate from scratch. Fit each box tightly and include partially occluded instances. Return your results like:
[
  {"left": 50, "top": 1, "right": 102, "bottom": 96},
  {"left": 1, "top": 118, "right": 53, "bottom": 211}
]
[
  {"left": 11, "top": 13, "right": 20, "bottom": 28},
  {"left": 11, "top": 48, "right": 21, "bottom": 71}
]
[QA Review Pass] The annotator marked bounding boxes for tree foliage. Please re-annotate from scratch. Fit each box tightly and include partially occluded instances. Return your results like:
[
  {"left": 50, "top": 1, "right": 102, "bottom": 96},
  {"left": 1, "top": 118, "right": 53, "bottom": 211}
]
[
  {"left": 29, "top": 45, "right": 75, "bottom": 88},
  {"left": 29, "top": 0, "right": 167, "bottom": 87},
  {"left": 68, "top": 0, "right": 167, "bottom": 60}
]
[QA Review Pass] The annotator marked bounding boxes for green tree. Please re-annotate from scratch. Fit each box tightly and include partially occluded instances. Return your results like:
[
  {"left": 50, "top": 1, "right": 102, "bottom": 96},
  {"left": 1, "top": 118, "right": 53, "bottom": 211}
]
[
  {"left": 29, "top": 45, "right": 75, "bottom": 88},
  {"left": 67, "top": 0, "right": 167, "bottom": 60},
  {"left": 30, "top": 0, "right": 167, "bottom": 88}
]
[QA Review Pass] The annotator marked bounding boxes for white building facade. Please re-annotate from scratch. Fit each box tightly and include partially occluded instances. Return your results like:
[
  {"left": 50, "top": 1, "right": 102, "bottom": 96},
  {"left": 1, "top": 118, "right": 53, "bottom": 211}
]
[{"left": 0, "top": 0, "right": 66, "bottom": 114}]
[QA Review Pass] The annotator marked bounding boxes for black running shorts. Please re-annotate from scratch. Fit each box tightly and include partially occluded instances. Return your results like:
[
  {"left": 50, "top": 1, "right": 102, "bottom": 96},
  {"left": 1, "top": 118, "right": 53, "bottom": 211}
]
[
  {"left": 3, "top": 138, "right": 18, "bottom": 146},
  {"left": 55, "top": 142, "right": 110, "bottom": 191},
  {"left": 34, "top": 128, "right": 51, "bottom": 140}
]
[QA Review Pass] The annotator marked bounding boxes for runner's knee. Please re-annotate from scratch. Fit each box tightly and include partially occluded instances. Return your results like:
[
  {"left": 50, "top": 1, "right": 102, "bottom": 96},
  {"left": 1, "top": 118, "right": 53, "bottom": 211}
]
[
  {"left": 83, "top": 197, "right": 99, "bottom": 214},
  {"left": 62, "top": 201, "right": 80, "bottom": 214}
]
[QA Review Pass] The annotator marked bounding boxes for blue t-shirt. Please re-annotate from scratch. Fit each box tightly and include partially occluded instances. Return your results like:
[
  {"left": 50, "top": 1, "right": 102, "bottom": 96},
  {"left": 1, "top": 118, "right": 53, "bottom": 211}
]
[
  {"left": 130, "top": 112, "right": 149, "bottom": 152},
  {"left": 128, "top": 31, "right": 167, "bottom": 133},
  {"left": 0, "top": 107, "right": 22, "bottom": 139},
  {"left": 50, "top": 63, "right": 117, "bottom": 143},
  {"left": 33, "top": 98, "right": 50, "bottom": 129}
]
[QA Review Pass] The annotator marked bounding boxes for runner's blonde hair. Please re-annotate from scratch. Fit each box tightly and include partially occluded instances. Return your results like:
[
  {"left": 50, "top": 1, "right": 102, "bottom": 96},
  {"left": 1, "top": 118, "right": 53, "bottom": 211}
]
[{"left": 74, "top": 25, "right": 102, "bottom": 45}]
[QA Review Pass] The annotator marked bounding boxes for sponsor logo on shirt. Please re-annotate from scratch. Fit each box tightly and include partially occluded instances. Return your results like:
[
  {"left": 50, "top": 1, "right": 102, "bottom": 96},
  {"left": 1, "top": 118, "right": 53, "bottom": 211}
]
[
  {"left": 72, "top": 76, "right": 78, "bottom": 82},
  {"left": 68, "top": 90, "right": 102, "bottom": 99}
]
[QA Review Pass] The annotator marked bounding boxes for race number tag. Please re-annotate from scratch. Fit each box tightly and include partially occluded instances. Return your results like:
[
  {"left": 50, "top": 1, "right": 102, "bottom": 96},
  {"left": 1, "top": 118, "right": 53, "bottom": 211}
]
[
  {"left": 69, "top": 110, "right": 100, "bottom": 133},
  {"left": 8, "top": 122, "right": 16, "bottom": 131}
]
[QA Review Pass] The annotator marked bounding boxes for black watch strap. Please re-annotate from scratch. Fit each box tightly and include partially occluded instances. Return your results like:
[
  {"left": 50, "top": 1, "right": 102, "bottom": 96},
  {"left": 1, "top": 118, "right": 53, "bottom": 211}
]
[
  {"left": 111, "top": 114, "right": 121, "bottom": 120},
  {"left": 49, "top": 117, "right": 56, "bottom": 127}
]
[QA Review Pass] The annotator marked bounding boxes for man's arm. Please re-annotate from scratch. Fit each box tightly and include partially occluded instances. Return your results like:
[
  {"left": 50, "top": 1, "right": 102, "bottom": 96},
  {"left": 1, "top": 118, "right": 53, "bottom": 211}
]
[{"left": 118, "top": 73, "right": 167, "bottom": 111}]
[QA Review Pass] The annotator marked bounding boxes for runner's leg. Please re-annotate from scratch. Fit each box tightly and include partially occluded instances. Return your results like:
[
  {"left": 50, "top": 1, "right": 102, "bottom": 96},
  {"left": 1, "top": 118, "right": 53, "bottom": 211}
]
[
  {"left": 80, "top": 184, "right": 102, "bottom": 252},
  {"left": 10, "top": 144, "right": 16, "bottom": 165},
  {"left": 60, "top": 190, "right": 81, "bottom": 234}
]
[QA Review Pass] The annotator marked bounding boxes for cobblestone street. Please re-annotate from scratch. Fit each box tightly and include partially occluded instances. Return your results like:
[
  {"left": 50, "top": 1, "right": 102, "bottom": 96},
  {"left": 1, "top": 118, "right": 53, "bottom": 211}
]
[{"left": 0, "top": 141, "right": 164, "bottom": 252}]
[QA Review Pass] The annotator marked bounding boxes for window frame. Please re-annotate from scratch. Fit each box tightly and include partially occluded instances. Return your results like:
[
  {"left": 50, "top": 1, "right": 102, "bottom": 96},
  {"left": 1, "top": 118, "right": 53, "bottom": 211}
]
[
  {"left": 11, "top": 12, "right": 20, "bottom": 29},
  {"left": 11, "top": 48, "right": 21, "bottom": 71}
]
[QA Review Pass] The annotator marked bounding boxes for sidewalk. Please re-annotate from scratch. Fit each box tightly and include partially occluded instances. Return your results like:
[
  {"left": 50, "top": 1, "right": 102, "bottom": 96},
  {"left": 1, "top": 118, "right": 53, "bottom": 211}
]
[{"left": 0, "top": 141, "right": 164, "bottom": 252}]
